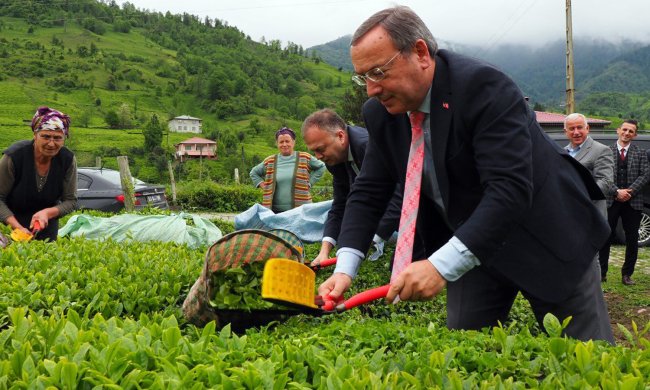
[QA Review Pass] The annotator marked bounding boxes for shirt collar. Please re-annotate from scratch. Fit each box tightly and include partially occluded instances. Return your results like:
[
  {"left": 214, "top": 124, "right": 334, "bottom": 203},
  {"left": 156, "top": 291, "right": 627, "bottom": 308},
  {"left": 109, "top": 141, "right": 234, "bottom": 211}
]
[
  {"left": 566, "top": 143, "right": 582, "bottom": 153},
  {"left": 412, "top": 87, "right": 432, "bottom": 115},
  {"left": 617, "top": 142, "right": 629, "bottom": 152},
  {"left": 347, "top": 145, "right": 354, "bottom": 163}
]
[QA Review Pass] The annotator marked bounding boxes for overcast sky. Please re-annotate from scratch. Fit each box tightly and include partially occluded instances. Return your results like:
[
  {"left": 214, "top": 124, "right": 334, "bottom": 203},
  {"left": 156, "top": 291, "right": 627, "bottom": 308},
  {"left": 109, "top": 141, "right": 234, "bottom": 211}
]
[{"left": 115, "top": 0, "right": 650, "bottom": 49}]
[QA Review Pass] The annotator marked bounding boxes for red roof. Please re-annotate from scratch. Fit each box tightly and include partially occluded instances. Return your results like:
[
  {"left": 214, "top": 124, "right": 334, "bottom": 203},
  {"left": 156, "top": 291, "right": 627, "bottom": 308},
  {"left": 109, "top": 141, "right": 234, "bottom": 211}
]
[
  {"left": 535, "top": 111, "right": 611, "bottom": 125},
  {"left": 176, "top": 137, "right": 216, "bottom": 145}
]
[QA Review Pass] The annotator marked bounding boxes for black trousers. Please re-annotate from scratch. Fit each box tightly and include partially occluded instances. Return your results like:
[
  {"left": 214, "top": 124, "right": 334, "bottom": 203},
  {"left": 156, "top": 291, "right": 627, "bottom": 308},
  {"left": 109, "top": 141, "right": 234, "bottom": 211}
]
[
  {"left": 599, "top": 201, "right": 641, "bottom": 277},
  {"left": 446, "top": 261, "right": 614, "bottom": 344}
]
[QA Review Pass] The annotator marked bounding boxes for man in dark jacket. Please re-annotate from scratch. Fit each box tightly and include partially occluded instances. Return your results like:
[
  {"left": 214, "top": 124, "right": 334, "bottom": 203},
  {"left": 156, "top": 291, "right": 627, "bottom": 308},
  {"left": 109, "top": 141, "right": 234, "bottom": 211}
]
[
  {"left": 302, "top": 108, "right": 401, "bottom": 265},
  {"left": 318, "top": 6, "right": 614, "bottom": 343}
]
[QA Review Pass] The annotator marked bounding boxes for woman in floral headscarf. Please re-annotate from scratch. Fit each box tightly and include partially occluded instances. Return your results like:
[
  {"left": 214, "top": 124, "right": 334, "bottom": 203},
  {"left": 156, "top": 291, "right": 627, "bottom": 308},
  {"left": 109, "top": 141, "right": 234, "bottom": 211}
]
[
  {"left": 0, "top": 106, "right": 78, "bottom": 241},
  {"left": 249, "top": 126, "right": 325, "bottom": 213}
]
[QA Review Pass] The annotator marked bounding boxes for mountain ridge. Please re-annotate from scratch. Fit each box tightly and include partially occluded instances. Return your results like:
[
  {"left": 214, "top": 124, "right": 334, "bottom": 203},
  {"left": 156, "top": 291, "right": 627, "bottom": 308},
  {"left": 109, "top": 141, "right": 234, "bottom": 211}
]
[{"left": 308, "top": 35, "right": 650, "bottom": 123}]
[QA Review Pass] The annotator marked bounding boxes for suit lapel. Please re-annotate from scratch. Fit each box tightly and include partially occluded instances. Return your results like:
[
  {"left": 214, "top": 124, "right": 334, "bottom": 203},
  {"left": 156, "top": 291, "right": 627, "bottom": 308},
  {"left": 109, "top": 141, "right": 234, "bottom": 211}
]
[
  {"left": 574, "top": 137, "right": 592, "bottom": 163},
  {"left": 428, "top": 55, "right": 453, "bottom": 210}
]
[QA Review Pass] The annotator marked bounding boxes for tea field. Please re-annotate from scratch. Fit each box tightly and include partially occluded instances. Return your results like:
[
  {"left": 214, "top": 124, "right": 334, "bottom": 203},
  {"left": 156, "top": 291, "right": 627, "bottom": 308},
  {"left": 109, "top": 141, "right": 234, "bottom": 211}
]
[{"left": 0, "top": 221, "right": 648, "bottom": 388}]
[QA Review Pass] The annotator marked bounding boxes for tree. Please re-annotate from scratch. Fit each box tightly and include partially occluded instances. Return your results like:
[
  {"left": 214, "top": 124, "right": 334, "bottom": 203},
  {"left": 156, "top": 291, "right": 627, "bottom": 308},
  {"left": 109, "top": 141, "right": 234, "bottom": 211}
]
[
  {"left": 143, "top": 114, "right": 164, "bottom": 153},
  {"left": 105, "top": 110, "right": 120, "bottom": 128},
  {"left": 340, "top": 86, "right": 368, "bottom": 126},
  {"left": 78, "top": 108, "right": 93, "bottom": 128},
  {"left": 297, "top": 95, "right": 316, "bottom": 119},
  {"left": 117, "top": 103, "right": 132, "bottom": 128}
]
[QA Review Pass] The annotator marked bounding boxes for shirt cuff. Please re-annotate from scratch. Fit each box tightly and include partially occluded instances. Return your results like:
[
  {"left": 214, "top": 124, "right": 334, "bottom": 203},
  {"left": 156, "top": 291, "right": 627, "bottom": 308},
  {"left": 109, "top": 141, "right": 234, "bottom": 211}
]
[
  {"left": 322, "top": 236, "right": 336, "bottom": 246},
  {"left": 334, "top": 247, "right": 365, "bottom": 278},
  {"left": 428, "top": 236, "right": 481, "bottom": 282}
]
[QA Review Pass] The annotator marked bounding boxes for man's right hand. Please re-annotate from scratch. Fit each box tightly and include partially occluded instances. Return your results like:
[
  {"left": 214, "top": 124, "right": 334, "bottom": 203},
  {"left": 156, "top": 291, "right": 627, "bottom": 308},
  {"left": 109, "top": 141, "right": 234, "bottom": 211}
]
[{"left": 318, "top": 272, "right": 352, "bottom": 300}]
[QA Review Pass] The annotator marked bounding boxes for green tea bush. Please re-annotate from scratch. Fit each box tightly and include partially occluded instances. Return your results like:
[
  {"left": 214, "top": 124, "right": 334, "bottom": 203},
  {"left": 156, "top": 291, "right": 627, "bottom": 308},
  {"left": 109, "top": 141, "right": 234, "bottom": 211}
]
[
  {"left": 175, "top": 181, "right": 261, "bottom": 211},
  {"left": 0, "top": 209, "right": 647, "bottom": 387},
  {"left": 0, "top": 238, "right": 204, "bottom": 322}
]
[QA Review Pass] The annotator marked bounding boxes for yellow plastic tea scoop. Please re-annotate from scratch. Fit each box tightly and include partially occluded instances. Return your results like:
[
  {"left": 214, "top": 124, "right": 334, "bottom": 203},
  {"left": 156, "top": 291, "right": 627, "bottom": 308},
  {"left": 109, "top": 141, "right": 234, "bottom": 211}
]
[
  {"left": 262, "top": 258, "right": 319, "bottom": 309},
  {"left": 10, "top": 221, "right": 41, "bottom": 242},
  {"left": 10, "top": 229, "right": 33, "bottom": 242}
]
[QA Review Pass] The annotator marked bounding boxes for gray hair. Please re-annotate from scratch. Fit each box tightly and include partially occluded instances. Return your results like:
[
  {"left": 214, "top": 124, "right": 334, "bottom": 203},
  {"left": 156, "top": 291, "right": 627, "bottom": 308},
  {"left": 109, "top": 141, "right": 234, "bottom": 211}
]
[
  {"left": 301, "top": 109, "right": 347, "bottom": 136},
  {"left": 564, "top": 113, "right": 588, "bottom": 129},
  {"left": 351, "top": 5, "right": 437, "bottom": 57}
]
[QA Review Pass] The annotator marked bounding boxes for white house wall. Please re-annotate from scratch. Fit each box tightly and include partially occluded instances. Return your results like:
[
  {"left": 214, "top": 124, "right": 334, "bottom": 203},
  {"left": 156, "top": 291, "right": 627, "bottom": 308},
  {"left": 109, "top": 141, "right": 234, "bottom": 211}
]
[{"left": 168, "top": 119, "right": 202, "bottom": 133}]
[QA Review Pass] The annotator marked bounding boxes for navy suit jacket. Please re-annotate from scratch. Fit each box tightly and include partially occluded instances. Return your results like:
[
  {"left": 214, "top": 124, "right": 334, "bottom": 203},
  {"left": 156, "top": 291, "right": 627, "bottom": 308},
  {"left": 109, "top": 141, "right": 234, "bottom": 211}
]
[
  {"left": 338, "top": 49, "right": 609, "bottom": 302},
  {"left": 323, "top": 125, "right": 401, "bottom": 241}
]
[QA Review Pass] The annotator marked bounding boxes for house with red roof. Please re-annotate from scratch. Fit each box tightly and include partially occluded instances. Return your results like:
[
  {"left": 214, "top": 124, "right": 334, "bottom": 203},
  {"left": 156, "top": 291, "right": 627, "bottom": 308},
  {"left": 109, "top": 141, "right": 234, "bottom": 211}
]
[
  {"left": 535, "top": 111, "right": 611, "bottom": 132},
  {"left": 175, "top": 137, "right": 217, "bottom": 162}
]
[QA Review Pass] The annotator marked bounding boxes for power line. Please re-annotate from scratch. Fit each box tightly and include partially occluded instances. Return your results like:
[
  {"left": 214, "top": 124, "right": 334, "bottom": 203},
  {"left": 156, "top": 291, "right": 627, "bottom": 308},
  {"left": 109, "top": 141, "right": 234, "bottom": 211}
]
[{"left": 474, "top": 0, "right": 541, "bottom": 58}]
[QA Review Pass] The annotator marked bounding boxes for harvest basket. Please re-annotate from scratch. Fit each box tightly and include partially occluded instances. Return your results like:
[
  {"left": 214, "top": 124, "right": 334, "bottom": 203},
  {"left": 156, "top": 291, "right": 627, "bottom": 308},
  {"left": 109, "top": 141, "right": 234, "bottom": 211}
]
[{"left": 182, "top": 229, "right": 305, "bottom": 331}]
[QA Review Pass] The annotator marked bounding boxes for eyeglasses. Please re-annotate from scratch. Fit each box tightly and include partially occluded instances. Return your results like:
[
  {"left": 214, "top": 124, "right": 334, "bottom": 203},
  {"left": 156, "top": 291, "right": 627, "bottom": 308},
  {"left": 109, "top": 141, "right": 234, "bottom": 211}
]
[
  {"left": 38, "top": 133, "right": 65, "bottom": 143},
  {"left": 351, "top": 51, "right": 401, "bottom": 86}
]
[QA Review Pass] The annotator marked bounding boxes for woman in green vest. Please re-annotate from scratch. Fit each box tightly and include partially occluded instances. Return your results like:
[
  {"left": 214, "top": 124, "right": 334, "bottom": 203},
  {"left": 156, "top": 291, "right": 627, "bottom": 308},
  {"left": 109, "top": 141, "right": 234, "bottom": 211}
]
[{"left": 250, "top": 127, "right": 325, "bottom": 213}]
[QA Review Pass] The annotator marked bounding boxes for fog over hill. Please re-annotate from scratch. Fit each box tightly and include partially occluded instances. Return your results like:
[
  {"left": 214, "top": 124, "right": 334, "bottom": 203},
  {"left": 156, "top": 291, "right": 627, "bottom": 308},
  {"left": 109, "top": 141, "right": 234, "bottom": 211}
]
[{"left": 308, "top": 36, "right": 650, "bottom": 111}]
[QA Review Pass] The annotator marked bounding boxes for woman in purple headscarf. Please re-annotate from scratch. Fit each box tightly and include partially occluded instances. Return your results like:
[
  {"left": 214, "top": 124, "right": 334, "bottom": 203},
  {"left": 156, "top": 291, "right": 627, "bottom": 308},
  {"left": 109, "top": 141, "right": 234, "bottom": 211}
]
[{"left": 0, "top": 106, "right": 78, "bottom": 241}]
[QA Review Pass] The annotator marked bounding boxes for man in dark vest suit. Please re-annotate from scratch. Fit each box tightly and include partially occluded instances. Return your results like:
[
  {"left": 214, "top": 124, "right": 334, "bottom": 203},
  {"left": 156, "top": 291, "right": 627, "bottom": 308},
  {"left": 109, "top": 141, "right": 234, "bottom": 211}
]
[
  {"left": 599, "top": 119, "right": 649, "bottom": 285},
  {"left": 0, "top": 106, "right": 78, "bottom": 241}
]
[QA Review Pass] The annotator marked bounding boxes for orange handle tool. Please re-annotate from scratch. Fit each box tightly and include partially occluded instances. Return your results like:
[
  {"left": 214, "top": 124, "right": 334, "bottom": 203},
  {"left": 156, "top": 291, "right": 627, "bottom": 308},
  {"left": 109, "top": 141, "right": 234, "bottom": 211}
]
[
  {"left": 310, "top": 257, "right": 337, "bottom": 271},
  {"left": 32, "top": 220, "right": 42, "bottom": 235},
  {"left": 335, "top": 284, "right": 390, "bottom": 312}
]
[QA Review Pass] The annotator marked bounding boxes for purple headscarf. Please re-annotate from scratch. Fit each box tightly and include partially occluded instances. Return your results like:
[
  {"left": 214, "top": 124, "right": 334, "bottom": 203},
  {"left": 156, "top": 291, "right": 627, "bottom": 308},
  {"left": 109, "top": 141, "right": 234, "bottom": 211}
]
[
  {"left": 275, "top": 126, "right": 296, "bottom": 140},
  {"left": 31, "top": 106, "right": 71, "bottom": 137}
]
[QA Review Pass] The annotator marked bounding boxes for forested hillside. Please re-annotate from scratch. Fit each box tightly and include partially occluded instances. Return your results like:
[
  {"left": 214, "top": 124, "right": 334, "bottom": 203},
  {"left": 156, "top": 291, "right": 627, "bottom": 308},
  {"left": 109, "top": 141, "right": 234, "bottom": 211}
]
[
  {"left": 0, "top": 0, "right": 357, "bottom": 184},
  {"left": 312, "top": 35, "right": 650, "bottom": 125}
]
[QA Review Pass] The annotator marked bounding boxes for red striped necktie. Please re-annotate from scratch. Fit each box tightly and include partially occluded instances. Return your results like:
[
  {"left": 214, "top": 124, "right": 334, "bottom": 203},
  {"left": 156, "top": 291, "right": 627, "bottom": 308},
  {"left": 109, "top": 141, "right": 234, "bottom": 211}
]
[{"left": 391, "top": 111, "right": 426, "bottom": 282}]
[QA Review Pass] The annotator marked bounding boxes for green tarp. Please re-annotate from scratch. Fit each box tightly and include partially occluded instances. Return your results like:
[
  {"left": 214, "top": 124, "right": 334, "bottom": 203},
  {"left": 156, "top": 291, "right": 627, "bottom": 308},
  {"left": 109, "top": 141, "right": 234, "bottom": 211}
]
[{"left": 59, "top": 213, "right": 222, "bottom": 248}]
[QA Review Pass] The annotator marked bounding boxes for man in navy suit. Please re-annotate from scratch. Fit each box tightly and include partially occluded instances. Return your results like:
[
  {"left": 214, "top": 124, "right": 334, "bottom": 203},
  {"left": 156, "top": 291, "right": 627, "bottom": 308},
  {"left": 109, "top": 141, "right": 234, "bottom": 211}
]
[
  {"left": 318, "top": 6, "right": 614, "bottom": 343},
  {"left": 301, "top": 108, "right": 400, "bottom": 265}
]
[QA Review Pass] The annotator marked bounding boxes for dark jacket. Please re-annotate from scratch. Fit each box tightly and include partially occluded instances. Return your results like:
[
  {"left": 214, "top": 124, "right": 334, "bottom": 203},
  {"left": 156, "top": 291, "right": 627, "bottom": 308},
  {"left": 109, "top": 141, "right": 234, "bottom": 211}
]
[
  {"left": 337, "top": 49, "right": 608, "bottom": 302},
  {"left": 605, "top": 143, "right": 648, "bottom": 210},
  {"left": 323, "top": 125, "right": 401, "bottom": 241}
]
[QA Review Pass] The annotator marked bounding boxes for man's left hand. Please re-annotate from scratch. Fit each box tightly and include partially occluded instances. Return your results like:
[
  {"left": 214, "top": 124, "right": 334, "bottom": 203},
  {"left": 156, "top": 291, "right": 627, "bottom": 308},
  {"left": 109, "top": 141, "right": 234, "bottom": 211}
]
[{"left": 385, "top": 260, "right": 447, "bottom": 303}]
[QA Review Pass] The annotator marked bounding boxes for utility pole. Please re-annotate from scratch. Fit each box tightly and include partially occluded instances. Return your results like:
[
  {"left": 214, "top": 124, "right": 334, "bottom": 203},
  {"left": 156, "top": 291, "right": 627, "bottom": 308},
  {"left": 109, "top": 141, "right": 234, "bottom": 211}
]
[{"left": 565, "top": 0, "right": 576, "bottom": 114}]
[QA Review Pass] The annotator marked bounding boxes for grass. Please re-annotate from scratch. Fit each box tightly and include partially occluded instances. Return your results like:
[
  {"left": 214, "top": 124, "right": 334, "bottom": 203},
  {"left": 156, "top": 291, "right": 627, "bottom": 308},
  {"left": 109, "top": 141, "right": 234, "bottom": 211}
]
[{"left": 602, "top": 246, "right": 650, "bottom": 344}]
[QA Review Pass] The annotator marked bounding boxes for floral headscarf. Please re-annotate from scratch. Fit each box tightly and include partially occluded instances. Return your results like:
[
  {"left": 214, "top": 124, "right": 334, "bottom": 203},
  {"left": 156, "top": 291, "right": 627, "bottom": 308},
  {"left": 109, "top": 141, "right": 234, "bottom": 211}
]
[
  {"left": 31, "top": 106, "right": 71, "bottom": 138},
  {"left": 275, "top": 126, "right": 296, "bottom": 140}
]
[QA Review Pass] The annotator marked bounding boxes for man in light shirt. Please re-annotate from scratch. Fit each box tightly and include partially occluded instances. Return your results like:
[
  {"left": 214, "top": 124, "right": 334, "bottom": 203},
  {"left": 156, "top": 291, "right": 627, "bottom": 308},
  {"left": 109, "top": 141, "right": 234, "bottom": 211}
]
[{"left": 318, "top": 6, "right": 614, "bottom": 343}]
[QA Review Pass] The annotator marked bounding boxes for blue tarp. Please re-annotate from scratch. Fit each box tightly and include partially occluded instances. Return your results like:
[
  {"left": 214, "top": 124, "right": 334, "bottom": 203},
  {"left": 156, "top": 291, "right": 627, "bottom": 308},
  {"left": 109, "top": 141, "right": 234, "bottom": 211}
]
[{"left": 234, "top": 200, "right": 332, "bottom": 243}]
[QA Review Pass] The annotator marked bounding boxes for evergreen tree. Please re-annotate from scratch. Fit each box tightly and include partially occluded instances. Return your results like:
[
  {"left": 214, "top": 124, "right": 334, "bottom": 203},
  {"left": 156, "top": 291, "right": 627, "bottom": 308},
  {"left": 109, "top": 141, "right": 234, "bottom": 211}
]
[{"left": 143, "top": 114, "right": 164, "bottom": 153}]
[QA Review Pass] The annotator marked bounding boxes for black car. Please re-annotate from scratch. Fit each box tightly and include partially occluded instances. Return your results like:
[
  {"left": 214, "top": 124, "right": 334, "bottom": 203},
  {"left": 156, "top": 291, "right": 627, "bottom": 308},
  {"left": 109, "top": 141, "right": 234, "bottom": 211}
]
[
  {"left": 76, "top": 167, "right": 169, "bottom": 212},
  {"left": 548, "top": 131, "right": 650, "bottom": 246}
]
